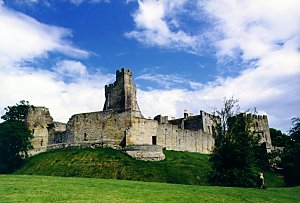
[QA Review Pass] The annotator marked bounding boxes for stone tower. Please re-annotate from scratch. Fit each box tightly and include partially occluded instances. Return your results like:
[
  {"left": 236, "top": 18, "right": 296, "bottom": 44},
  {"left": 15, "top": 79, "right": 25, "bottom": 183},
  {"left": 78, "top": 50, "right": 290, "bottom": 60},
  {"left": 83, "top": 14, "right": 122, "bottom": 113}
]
[
  {"left": 103, "top": 68, "right": 142, "bottom": 117},
  {"left": 251, "top": 114, "right": 272, "bottom": 152},
  {"left": 26, "top": 106, "right": 54, "bottom": 155}
]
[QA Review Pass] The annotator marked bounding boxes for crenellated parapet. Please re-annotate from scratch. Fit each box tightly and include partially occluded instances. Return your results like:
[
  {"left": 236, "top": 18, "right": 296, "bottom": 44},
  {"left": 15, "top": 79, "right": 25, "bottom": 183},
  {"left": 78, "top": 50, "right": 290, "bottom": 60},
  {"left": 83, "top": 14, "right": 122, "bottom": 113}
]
[
  {"left": 228, "top": 113, "right": 272, "bottom": 152},
  {"left": 103, "top": 68, "right": 142, "bottom": 117}
]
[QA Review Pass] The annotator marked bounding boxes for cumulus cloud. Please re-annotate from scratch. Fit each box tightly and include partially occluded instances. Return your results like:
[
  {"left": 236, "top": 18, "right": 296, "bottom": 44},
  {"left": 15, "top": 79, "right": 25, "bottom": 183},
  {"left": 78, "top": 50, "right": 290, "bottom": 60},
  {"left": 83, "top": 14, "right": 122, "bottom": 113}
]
[
  {"left": 135, "top": 0, "right": 300, "bottom": 131},
  {"left": 1, "top": 1, "right": 299, "bottom": 132},
  {"left": 202, "top": 0, "right": 300, "bottom": 61},
  {"left": 8, "top": 0, "right": 110, "bottom": 6},
  {"left": 137, "top": 73, "right": 203, "bottom": 90},
  {"left": 0, "top": 61, "right": 114, "bottom": 122},
  {"left": 69, "top": 0, "right": 110, "bottom": 5},
  {"left": 125, "top": 0, "right": 200, "bottom": 53},
  {"left": 53, "top": 60, "right": 87, "bottom": 81},
  {"left": 0, "top": 4, "right": 113, "bottom": 122},
  {"left": 0, "top": 4, "right": 89, "bottom": 66}
]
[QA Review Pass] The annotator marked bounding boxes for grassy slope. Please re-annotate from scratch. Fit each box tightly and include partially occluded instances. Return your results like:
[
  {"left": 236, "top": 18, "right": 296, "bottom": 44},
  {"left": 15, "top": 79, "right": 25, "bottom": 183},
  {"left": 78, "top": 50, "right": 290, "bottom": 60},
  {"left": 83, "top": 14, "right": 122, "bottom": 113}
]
[
  {"left": 1, "top": 175, "right": 299, "bottom": 203},
  {"left": 16, "top": 148, "right": 283, "bottom": 187}
]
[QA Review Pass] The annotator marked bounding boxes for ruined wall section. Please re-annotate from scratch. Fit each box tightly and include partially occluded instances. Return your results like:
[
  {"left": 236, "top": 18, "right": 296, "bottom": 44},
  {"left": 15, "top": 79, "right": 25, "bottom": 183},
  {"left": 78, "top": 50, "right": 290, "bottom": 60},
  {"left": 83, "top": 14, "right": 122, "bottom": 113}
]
[
  {"left": 168, "top": 111, "right": 220, "bottom": 134},
  {"left": 228, "top": 113, "right": 273, "bottom": 152},
  {"left": 26, "top": 106, "right": 53, "bottom": 153},
  {"left": 103, "top": 68, "right": 142, "bottom": 117},
  {"left": 127, "top": 116, "right": 214, "bottom": 154},
  {"left": 200, "top": 110, "right": 220, "bottom": 135},
  {"left": 249, "top": 114, "right": 272, "bottom": 151},
  {"left": 48, "top": 122, "right": 67, "bottom": 144},
  {"left": 126, "top": 117, "right": 158, "bottom": 145},
  {"left": 124, "top": 145, "right": 165, "bottom": 161},
  {"left": 183, "top": 115, "right": 202, "bottom": 131},
  {"left": 66, "top": 110, "right": 132, "bottom": 147},
  {"left": 156, "top": 124, "right": 214, "bottom": 154}
]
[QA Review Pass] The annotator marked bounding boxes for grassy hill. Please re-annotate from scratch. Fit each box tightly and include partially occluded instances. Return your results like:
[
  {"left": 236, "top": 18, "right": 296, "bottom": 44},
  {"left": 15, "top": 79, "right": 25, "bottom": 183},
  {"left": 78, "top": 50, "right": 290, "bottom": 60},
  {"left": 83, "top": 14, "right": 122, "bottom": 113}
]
[
  {"left": 1, "top": 175, "right": 299, "bottom": 202},
  {"left": 16, "top": 148, "right": 284, "bottom": 187}
]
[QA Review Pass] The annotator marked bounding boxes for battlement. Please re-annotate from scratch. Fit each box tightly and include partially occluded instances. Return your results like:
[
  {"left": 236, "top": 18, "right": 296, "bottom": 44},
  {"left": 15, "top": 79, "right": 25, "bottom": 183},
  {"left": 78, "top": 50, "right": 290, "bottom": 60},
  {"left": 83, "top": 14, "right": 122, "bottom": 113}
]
[
  {"left": 116, "top": 68, "right": 132, "bottom": 79},
  {"left": 103, "top": 68, "right": 142, "bottom": 117},
  {"left": 229, "top": 113, "right": 272, "bottom": 150},
  {"left": 245, "top": 113, "right": 268, "bottom": 120}
]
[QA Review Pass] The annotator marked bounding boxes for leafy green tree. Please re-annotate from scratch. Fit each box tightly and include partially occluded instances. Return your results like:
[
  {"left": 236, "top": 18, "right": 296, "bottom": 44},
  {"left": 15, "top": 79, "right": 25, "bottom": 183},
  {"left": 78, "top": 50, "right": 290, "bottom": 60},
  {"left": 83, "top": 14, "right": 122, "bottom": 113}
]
[
  {"left": 0, "top": 101, "right": 33, "bottom": 173},
  {"left": 210, "top": 97, "right": 261, "bottom": 187},
  {"left": 281, "top": 117, "right": 300, "bottom": 186},
  {"left": 270, "top": 128, "right": 289, "bottom": 147},
  {"left": 289, "top": 117, "right": 300, "bottom": 143}
]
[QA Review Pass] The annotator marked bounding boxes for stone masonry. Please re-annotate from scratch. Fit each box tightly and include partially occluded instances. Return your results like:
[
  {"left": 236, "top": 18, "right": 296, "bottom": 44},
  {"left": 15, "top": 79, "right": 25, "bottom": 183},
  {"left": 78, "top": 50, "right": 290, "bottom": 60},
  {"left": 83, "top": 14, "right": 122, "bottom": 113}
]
[{"left": 26, "top": 68, "right": 273, "bottom": 160}]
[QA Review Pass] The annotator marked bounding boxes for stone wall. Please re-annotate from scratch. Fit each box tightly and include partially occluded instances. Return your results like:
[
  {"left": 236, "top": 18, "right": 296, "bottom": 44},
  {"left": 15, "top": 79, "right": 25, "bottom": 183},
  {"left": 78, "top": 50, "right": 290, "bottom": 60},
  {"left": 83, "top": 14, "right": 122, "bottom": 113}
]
[
  {"left": 168, "top": 110, "right": 220, "bottom": 135},
  {"left": 65, "top": 110, "right": 132, "bottom": 147},
  {"left": 199, "top": 110, "right": 220, "bottom": 135},
  {"left": 126, "top": 116, "right": 214, "bottom": 154},
  {"left": 123, "top": 145, "right": 165, "bottom": 161},
  {"left": 26, "top": 106, "right": 53, "bottom": 153},
  {"left": 126, "top": 117, "right": 158, "bottom": 145},
  {"left": 48, "top": 122, "right": 67, "bottom": 144},
  {"left": 156, "top": 123, "right": 214, "bottom": 154},
  {"left": 250, "top": 114, "right": 272, "bottom": 152}
]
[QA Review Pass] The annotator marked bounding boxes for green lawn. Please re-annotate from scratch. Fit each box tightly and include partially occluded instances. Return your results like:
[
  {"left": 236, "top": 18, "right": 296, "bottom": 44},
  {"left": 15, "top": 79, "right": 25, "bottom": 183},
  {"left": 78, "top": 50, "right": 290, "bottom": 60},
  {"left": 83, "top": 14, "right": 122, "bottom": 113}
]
[{"left": 1, "top": 175, "right": 299, "bottom": 202}]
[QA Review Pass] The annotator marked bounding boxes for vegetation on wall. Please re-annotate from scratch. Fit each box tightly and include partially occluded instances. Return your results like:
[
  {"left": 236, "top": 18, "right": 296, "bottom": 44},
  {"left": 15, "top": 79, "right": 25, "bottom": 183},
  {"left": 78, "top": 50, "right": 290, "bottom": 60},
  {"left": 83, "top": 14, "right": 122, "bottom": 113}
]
[{"left": 0, "top": 101, "right": 33, "bottom": 173}]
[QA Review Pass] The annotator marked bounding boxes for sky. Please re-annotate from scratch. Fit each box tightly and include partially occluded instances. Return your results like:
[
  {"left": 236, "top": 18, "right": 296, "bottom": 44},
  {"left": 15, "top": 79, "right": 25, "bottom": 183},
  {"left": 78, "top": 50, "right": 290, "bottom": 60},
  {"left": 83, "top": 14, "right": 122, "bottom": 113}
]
[{"left": 0, "top": 0, "right": 299, "bottom": 132}]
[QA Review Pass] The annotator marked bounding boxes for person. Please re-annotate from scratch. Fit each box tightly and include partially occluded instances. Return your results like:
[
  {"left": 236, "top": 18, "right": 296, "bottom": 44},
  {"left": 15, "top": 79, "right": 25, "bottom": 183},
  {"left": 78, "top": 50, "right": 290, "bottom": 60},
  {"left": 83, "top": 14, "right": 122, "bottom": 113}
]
[{"left": 258, "top": 172, "right": 266, "bottom": 189}]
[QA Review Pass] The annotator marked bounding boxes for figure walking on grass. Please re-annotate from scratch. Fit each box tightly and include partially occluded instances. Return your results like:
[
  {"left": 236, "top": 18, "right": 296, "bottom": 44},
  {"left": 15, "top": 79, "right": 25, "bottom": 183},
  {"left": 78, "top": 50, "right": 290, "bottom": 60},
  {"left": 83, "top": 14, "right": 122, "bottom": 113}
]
[{"left": 258, "top": 172, "right": 266, "bottom": 189}]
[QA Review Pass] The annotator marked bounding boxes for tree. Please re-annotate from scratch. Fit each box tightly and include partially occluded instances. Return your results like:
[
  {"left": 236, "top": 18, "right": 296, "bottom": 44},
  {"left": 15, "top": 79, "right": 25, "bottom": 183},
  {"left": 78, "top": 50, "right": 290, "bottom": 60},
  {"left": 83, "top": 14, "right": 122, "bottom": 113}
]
[
  {"left": 289, "top": 117, "right": 300, "bottom": 143},
  {"left": 281, "top": 117, "right": 300, "bottom": 186},
  {"left": 0, "top": 101, "right": 33, "bottom": 173},
  {"left": 270, "top": 128, "right": 289, "bottom": 147},
  {"left": 210, "top": 97, "right": 261, "bottom": 187}
]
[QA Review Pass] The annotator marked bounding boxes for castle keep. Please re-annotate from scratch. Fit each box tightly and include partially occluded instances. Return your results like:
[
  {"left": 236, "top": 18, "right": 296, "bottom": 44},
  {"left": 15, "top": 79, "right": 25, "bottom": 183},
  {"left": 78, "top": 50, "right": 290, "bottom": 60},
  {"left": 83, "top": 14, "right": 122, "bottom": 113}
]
[{"left": 26, "top": 68, "right": 272, "bottom": 160}]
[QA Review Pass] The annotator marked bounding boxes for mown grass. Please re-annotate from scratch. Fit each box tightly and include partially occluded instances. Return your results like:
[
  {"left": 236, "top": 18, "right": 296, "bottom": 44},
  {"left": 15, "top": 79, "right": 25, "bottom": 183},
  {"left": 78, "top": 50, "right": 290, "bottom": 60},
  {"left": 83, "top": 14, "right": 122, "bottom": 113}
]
[
  {"left": 1, "top": 175, "right": 299, "bottom": 203},
  {"left": 16, "top": 148, "right": 212, "bottom": 185},
  {"left": 16, "top": 148, "right": 283, "bottom": 187}
]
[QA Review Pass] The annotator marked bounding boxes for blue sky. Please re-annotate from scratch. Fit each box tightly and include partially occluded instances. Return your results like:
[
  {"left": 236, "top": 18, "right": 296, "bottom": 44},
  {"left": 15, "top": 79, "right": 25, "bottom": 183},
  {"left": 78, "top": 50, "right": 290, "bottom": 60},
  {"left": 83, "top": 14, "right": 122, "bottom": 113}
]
[{"left": 0, "top": 0, "right": 299, "bottom": 132}]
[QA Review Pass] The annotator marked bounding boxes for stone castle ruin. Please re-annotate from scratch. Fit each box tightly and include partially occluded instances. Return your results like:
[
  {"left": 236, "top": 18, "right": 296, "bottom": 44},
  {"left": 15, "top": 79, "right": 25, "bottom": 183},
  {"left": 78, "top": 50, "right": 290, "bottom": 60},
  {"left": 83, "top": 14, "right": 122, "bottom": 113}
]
[{"left": 26, "top": 68, "right": 272, "bottom": 160}]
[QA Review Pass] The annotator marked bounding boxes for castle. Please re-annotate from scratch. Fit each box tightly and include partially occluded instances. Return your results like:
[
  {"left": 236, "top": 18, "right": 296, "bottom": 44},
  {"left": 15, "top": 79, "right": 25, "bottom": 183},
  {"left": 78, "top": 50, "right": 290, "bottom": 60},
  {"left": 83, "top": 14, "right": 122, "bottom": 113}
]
[{"left": 26, "top": 68, "right": 272, "bottom": 160}]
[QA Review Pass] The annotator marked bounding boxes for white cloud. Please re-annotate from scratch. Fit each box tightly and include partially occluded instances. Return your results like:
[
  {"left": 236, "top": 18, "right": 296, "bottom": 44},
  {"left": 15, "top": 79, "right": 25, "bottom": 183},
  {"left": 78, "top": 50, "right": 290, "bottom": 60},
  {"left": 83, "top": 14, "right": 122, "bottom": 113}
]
[
  {"left": 136, "top": 0, "right": 300, "bottom": 131},
  {"left": 0, "top": 61, "right": 114, "bottom": 122},
  {"left": 0, "top": 4, "right": 112, "bottom": 122},
  {"left": 1, "top": 1, "right": 299, "bottom": 133},
  {"left": 8, "top": 0, "right": 110, "bottom": 6},
  {"left": 53, "top": 60, "right": 87, "bottom": 81},
  {"left": 138, "top": 89, "right": 187, "bottom": 118},
  {"left": 0, "top": 4, "right": 89, "bottom": 66},
  {"left": 69, "top": 0, "right": 110, "bottom": 5},
  {"left": 125, "top": 0, "right": 200, "bottom": 53},
  {"left": 202, "top": 0, "right": 300, "bottom": 61},
  {"left": 137, "top": 73, "right": 203, "bottom": 90}
]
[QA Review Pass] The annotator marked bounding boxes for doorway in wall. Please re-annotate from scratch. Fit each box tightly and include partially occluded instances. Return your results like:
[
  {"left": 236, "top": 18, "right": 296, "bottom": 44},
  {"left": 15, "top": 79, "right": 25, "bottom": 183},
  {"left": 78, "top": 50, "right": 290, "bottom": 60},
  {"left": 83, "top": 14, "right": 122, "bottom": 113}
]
[{"left": 152, "top": 136, "right": 157, "bottom": 145}]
